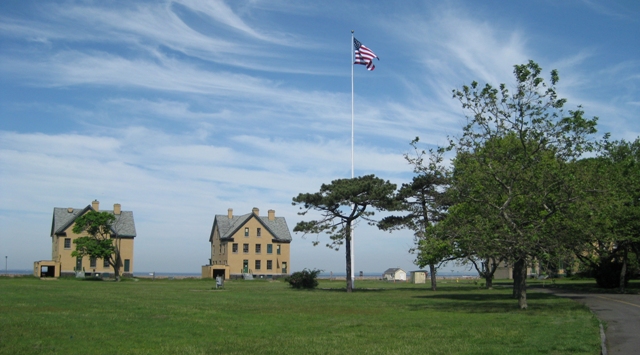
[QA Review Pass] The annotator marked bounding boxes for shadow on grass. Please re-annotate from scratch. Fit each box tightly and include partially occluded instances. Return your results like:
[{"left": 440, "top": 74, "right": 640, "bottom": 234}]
[
  {"left": 534, "top": 280, "right": 640, "bottom": 295},
  {"left": 408, "top": 292, "right": 580, "bottom": 313},
  {"left": 316, "top": 286, "right": 483, "bottom": 293}
]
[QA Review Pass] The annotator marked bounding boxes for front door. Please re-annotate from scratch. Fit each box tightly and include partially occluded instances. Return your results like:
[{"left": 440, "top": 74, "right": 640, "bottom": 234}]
[
  {"left": 75, "top": 257, "right": 82, "bottom": 271},
  {"left": 243, "top": 260, "right": 249, "bottom": 273},
  {"left": 282, "top": 262, "right": 287, "bottom": 274}
]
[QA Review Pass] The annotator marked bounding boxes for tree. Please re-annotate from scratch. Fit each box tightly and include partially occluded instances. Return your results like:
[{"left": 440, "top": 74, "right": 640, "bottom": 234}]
[
  {"left": 72, "top": 211, "right": 125, "bottom": 281},
  {"left": 379, "top": 139, "right": 451, "bottom": 291},
  {"left": 438, "top": 198, "right": 507, "bottom": 289},
  {"left": 292, "top": 174, "right": 397, "bottom": 292},
  {"left": 449, "top": 60, "right": 598, "bottom": 308},
  {"left": 567, "top": 139, "right": 640, "bottom": 291}
]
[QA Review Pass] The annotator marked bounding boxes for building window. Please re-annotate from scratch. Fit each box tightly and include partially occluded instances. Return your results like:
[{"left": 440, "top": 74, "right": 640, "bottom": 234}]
[
  {"left": 244, "top": 227, "right": 249, "bottom": 237},
  {"left": 64, "top": 238, "right": 71, "bottom": 249},
  {"left": 257, "top": 228, "right": 261, "bottom": 237},
  {"left": 232, "top": 243, "right": 238, "bottom": 253},
  {"left": 255, "top": 244, "right": 261, "bottom": 254},
  {"left": 267, "top": 244, "right": 273, "bottom": 254},
  {"left": 103, "top": 258, "right": 109, "bottom": 267},
  {"left": 243, "top": 243, "right": 249, "bottom": 253},
  {"left": 124, "top": 259, "right": 130, "bottom": 272},
  {"left": 255, "top": 260, "right": 261, "bottom": 270},
  {"left": 90, "top": 257, "right": 96, "bottom": 268},
  {"left": 266, "top": 260, "right": 273, "bottom": 270},
  {"left": 277, "top": 245, "right": 281, "bottom": 255}
]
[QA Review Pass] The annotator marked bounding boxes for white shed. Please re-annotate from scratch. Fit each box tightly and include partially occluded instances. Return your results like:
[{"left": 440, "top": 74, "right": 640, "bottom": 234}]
[
  {"left": 410, "top": 270, "right": 428, "bottom": 284},
  {"left": 382, "top": 268, "right": 406, "bottom": 281}
]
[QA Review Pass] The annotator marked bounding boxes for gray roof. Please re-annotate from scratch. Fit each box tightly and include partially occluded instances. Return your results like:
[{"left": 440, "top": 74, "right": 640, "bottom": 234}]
[
  {"left": 210, "top": 212, "right": 292, "bottom": 243},
  {"left": 51, "top": 205, "right": 136, "bottom": 238}
]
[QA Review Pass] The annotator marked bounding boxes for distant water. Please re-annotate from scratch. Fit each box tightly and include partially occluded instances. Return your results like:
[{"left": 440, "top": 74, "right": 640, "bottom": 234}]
[{"left": 2, "top": 269, "right": 32, "bottom": 275}]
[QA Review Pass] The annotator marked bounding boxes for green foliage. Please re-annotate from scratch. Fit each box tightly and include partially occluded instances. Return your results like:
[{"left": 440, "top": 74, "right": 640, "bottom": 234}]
[
  {"left": 445, "top": 60, "right": 599, "bottom": 308},
  {"left": 285, "top": 269, "right": 322, "bottom": 289},
  {"left": 564, "top": 138, "right": 640, "bottom": 290},
  {"left": 72, "top": 211, "right": 116, "bottom": 237},
  {"left": 71, "top": 236, "right": 115, "bottom": 259}
]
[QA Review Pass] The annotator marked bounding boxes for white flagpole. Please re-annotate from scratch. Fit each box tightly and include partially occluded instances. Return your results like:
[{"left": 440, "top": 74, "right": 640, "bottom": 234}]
[{"left": 350, "top": 30, "right": 355, "bottom": 290}]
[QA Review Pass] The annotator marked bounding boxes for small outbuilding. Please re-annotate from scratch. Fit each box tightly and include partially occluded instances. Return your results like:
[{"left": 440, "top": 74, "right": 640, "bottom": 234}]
[
  {"left": 34, "top": 260, "right": 61, "bottom": 278},
  {"left": 382, "top": 268, "right": 406, "bottom": 281},
  {"left": 410, "top": 270, "right": 428, "bottom": 284}
]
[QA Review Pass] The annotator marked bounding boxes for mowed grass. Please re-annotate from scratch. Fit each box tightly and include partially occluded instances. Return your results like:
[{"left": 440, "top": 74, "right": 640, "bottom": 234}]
[{"left": 0, "top": 277, "right": 600, "bottom": 355}]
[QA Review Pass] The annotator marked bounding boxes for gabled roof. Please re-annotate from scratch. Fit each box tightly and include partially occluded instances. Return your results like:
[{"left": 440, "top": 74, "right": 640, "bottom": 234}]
[
  {"left": 210, "top": 212, "right": 292, "bottom": 243},
  {"left": 50, "top": 205, "right": 137, "bottom": 238},
  {"left": 383, "top": 268, "right": 405, "bottom": 275}
]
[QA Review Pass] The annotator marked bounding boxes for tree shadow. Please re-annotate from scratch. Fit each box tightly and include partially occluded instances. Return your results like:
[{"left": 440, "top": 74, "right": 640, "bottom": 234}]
[{"left": 408, "top": 292, "right": 579, "bottom": 313}]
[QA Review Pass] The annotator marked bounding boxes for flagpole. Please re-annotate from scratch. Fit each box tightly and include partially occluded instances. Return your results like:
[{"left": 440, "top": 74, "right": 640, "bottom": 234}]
[{"left": 350, "top": 30, "right": 355, "bottom": 290}]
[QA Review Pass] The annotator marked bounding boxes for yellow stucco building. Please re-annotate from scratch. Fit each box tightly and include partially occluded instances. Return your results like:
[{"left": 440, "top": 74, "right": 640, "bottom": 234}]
[
  {"left": 34, "top": 200, "right": 136, "bottom": 278},
  {"left": 202, "top": 207, "right": 291, "bottom": 280}
]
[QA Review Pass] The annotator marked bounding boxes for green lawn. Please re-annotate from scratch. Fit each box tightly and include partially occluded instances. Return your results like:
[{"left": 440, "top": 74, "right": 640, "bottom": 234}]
[{"left": 0, "top": 277, "right": 601, "bottom": 354}]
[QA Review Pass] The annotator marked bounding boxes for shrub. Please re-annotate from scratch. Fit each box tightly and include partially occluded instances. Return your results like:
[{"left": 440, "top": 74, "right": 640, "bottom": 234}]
[{"left": 285, "top": 269, "right": 322, "bottom": 289}]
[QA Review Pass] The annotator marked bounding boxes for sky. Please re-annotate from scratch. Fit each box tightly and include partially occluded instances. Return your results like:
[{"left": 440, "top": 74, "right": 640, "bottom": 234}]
[{"left": 1, "top": 0, "right": 639, "bottom": 275}]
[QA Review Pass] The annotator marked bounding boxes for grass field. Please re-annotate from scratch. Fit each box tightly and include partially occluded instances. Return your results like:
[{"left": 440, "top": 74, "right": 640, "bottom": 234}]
[{"left": 0, "top": 276, "right": 602, "bottom": 354}]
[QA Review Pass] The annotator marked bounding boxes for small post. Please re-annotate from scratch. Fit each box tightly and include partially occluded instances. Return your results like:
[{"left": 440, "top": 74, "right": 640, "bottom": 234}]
[{"left": 5, "top": 256, "right": 7, "bottom": 275}]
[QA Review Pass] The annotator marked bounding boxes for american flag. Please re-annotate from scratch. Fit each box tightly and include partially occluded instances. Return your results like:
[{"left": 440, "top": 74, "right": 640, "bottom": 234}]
[{"left": 354, "top": 37, "right": 379, "bottom": 71}]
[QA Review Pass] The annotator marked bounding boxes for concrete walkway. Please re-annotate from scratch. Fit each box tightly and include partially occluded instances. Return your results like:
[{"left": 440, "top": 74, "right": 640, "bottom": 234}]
[{"left": 534, "top": 288, "right": 640, "bottom": 354}]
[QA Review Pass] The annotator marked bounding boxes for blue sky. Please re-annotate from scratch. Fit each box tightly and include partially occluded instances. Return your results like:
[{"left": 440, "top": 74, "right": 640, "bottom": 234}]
[{"left": 1, "top": 0, "right": 639, "bottom": 274}]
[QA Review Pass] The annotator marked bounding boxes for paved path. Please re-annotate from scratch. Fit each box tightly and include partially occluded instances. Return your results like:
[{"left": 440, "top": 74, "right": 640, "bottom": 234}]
[{"left": 534, "top": 288, "right": 640, "bottom": 354}]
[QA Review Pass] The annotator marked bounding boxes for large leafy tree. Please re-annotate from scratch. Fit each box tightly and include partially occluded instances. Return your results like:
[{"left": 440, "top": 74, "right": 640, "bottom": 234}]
[
  {"left": 379, "top": 140, "right": 451, "bottom": 291},
  {"left": 449, "top": 60, "right": 598, "bottom": 309},
  {"left": 292, "top": 174, "right": 397, "bottom": 292},
  {"left": 72, "top": 211, "right": 125, "bottom": 281},
  {"left": 567, "top": 138, "right": 640, "bottom": 291}
]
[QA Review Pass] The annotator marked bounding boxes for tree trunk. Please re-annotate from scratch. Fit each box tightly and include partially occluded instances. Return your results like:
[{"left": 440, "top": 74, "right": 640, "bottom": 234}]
[
  {"left": 112, "top": 253, "right": 121, "bottom": 282},
  {"left": 484, "top": 258, "right": 498, "bottom": 289},
  {"left": 429, "top": 264, "right": 437, "bottom": 291},
  {"left": 512, "top": 262, "right": 520, "bottom": 298},
  {"left": 485, "top": 272, "right": 493, "bottom": 289},
  {"left": 620, "top": 248, "right": 627, "bottom": 293},
  {"left": 345, "top": 224, "right": 353, "bottom": 293},
  {"left": 113, "top": 237, "right": 122, "bottom": 282},
  {"left": 513, "top": 258, "right": 528, "bottom": 309}
]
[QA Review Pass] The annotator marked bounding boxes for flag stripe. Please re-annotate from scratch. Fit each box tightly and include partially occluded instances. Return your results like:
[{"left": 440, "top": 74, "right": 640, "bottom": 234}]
[{"left": 354, "top": 37, "right": 379, "bottom": 71}]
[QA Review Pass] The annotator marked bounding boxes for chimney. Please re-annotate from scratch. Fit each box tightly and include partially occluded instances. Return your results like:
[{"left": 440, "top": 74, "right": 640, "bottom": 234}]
[
  {"left": 67, "top": 207, "right": 74, "bottom": 213},
  {"left": 252, "top": 207, "right": 259, "bottom": 216},
  {"left": 92, "top": 200, "right": 99, "bottom": 211},
  {"left": 228, "top": 208, "right": 233, "bottom": 219},
  {"left": 268, "top": 209, "right": 275, "bottom": 221},
  {"left": 114, "top": 203, "right": 121, "bottom": 215}
]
